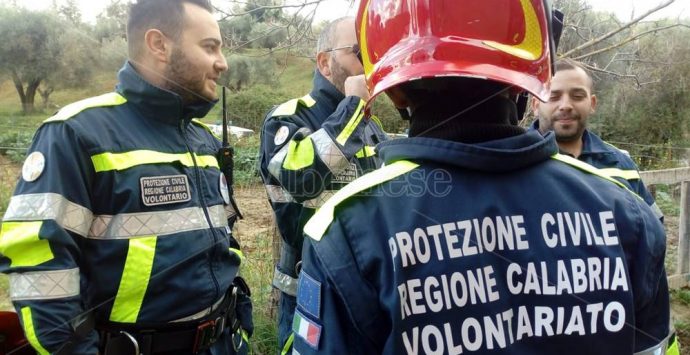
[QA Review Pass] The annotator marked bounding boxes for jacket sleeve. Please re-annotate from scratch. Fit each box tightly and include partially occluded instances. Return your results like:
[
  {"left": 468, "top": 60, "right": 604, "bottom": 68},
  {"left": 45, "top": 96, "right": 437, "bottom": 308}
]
[
  {"left": 628, "top": 195, "right": 670, "bottom": 353},
  {"left": 260, "top": 96, "right": 368, "bottom": 203},
  {"left": 293, "top": 217, "right": 386, "bottom": 354},
  {"left": 631, "top": 178, "right": 664, "bottom": 222},
  {"left": 292, "top": 221, "right": 361, "bottom": 355},
  {"left": 0, "top": 122, "right": 98, "bottom": 354}
]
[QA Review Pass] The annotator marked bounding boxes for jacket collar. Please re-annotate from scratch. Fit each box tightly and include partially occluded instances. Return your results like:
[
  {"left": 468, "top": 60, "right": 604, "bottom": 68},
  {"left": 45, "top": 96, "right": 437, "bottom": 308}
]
[
  {"left": 529, "top": 120, "right": 613, "bottom": 157},
  {"left": 115, "top": 61, "right": 217, "bottom": 126},
  {"left": 378, "top": 130, "right": 559, "bottom": 173},
  {"left": 309, "top": 70, "right": 345, "bottom": 117},
  {"left": 580, "top": 130, "right": 614, "bottom": 156}
]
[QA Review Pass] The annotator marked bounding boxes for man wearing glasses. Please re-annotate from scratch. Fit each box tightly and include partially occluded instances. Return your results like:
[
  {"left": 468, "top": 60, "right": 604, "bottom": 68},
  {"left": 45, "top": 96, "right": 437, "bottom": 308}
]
[{"left": 258, "top": 17, "right": 388, "bottom": 354}]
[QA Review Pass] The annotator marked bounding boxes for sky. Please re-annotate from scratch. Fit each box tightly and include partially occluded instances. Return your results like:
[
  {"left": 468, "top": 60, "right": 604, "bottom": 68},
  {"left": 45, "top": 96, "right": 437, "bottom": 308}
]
[{"left": 11, "top": 0, "right": 690, "bottom": 24}]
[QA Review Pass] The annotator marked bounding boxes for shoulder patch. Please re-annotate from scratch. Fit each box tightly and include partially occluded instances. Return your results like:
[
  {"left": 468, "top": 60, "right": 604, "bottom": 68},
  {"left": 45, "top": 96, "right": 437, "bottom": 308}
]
[
  {"left": 304, "top": 160, "right": 419, "bottom": 241},
  {"left": 274, "top": 125, "right": 290, "bottom": 145},
  {"left": 44, "top": 92, "right": 127, "bottom": 123},
  {"left": 22, "top": 152, "right": 45, "bottom": 182},
  {"left": 297, "top": 271, "right": 321, "bottom": 318},
  {"left": 270, "top": 94, "right": 316, "bottom": 118},
  {"left": 293, "top": 309, "right": 322, "bottom": 349}
]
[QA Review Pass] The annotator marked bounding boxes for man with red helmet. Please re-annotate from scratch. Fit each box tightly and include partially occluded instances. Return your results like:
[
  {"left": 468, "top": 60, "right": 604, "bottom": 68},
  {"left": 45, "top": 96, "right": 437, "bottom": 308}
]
[{"left": 293, "top": 0, "right": 676, "bottom": 354}]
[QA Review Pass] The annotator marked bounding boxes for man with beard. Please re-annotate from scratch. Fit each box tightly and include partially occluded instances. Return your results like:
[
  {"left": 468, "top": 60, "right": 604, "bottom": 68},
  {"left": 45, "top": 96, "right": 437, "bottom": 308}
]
[
  {"left": 532, "top": 59, "right": 662, "bottom": 220},
  {"left": 0, "top": 0, "right": 252, "bottom": 354},
  {"left": 258, "top": 17, "right": 388, "bottom": 354}
]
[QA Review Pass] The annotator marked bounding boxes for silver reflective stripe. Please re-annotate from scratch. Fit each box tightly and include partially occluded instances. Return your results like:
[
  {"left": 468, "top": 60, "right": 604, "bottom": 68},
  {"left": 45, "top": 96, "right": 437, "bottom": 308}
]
[
  {"left": 633, "top": 332, "right": 671, "bottom": 355},
  {"left": 3, "top": 193, "right": 93, "bottom": 237},
  {"left": 268, "top": 144, "right": 290, "bottom": 180},
  {"left": 272, "top": 267, "right": 298, "bottom": 296},
  {"left": 265, "top": 185, "right": 295, "bottom": 204},
  {"left": 651, "top": 202, "right": 665, "bottom": 220},
  {"left": 170, "top": 295, "right": 225, "bottom": 323},
  {"left": 303, "top": 190, "right": 337, "bottom": 209},
  {"left": 310, "top": 129, "right": 349, "bottom": 175},
  {"left": 89, "top": 205, "right": 227, "bottom": 239},
  {"left": 10, "top": 268, "right": 79, "bottom": 301}
]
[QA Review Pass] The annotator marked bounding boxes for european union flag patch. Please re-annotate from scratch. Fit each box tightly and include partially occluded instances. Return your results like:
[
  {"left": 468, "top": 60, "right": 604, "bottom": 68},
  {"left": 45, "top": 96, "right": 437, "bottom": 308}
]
[{"left": 297, "top": 271, "right": 321, "bottom": 318}]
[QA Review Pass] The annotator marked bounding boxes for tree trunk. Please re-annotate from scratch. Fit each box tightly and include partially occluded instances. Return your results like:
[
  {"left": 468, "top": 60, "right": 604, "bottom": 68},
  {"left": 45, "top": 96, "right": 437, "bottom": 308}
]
[
  {"left": 24, "top": 79, "right": 41, "bottom": 114},
  {"left": 38, "top": 86, "right": 54, "bottom": 110},
  {"left": 10, "top": 70, "right": 26, "bottom": 108},
  {"left": 11, "top": 70, "right": 42, "bottom": 115}
]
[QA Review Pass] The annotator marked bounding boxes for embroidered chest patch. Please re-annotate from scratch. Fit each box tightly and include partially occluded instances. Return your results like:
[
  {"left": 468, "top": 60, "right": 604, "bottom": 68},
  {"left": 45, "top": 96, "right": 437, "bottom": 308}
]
[
  {"left": 140, "top": 175, "right": 191, "bottom": 206},
  {"left": 332, "top": 163, "right": 359, "bottom": 184}
]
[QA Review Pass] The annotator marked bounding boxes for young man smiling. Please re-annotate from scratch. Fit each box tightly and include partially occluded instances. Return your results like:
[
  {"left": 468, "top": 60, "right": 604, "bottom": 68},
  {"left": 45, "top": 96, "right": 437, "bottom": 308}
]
[{"left": 532, "top": 59, "right": 662, "bottom": 220}]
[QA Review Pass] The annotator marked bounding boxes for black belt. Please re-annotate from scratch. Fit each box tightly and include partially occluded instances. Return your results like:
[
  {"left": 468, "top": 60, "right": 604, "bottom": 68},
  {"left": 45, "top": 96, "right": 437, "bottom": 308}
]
[{"left": 98, "top": 288, "right": 241, "bottom": 355}]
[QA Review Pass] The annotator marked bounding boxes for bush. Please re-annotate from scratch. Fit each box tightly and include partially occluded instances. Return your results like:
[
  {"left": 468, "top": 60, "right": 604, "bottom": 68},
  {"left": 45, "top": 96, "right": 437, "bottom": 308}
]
[
  {"left": 99, "top": 37, "right": 128, "bottom": 72},
  {"left": 221, "top": 54, "right": 279, "bottom": 92},
  {"left": 233, "top": 135, "right": 261, "bottom": 187},
  {"left": 0, "top": 131, "right": 33, "bottom": 163},
  {"left": 225, "top": 84, "right": 292, "bottom": 131}
]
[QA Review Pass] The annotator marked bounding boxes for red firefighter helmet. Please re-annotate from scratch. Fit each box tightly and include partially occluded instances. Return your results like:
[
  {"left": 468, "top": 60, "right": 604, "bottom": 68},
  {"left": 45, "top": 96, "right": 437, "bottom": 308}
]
[
  {"left": 356, "top": 0, "right": 554, "bottom": 107},
  {"left": 0, "top": 311, "right": 35, "bottom": 355}
]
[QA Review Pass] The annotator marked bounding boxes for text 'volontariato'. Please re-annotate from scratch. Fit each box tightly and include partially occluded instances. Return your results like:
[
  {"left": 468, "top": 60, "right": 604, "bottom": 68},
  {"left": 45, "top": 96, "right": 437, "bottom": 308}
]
[{"left": 388, "top": 211, "right": 630, "bottom": 354}]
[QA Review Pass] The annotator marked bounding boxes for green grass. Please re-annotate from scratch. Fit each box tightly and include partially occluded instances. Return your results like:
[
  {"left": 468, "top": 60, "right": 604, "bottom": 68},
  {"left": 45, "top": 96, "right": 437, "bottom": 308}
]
[
  {"left": 241, "top": 231, "right": 279, "bottom": 354},
  {"left": 673, "top": 289, "right": 690, "bottom": 307}
]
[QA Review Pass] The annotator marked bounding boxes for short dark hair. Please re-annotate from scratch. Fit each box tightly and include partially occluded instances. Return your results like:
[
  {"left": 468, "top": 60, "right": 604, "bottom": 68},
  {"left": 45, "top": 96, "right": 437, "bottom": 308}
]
[
  {"left": 127, "top": 0, "right": 213, "bottom": 59},
  {"left": 554, "top": 58, "right": 594, "bottom": 91},
  {"left": 316, "top": 17, "right": 353, "bottom": 53}
]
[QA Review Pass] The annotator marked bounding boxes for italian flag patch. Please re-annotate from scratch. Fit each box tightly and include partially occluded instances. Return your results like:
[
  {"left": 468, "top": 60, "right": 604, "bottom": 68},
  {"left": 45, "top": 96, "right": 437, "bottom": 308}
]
[{"left": 293, "top": 309, "right": 321, "bottom": 349}]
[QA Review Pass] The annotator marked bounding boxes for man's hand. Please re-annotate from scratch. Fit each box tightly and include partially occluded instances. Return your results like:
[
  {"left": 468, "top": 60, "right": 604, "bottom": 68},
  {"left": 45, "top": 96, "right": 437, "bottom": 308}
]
[{"left": 344, "top": 75, "right": 370, "bottom": 102}]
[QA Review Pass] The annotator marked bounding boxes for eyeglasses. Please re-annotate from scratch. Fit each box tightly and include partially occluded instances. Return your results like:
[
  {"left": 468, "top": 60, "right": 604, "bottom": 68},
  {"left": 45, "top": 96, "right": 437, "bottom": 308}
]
[{"left": 324, "top": 44, "right": 362, "bottom": 64}]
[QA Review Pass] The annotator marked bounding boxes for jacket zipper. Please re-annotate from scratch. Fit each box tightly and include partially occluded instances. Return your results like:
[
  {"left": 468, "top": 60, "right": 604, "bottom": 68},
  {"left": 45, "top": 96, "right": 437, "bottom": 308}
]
[{"left": 180, "top": 119, "right": 220, "bottom": 301}]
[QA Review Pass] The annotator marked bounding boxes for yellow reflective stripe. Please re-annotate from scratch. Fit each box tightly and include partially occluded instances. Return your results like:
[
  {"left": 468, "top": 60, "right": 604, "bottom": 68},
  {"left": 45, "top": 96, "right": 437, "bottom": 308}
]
[
  {"left": 242, "top": 329, "right": 250, "bottom": 343},
  {"left": 336, "top": 100, "right": 365, "bottom": 146},
  {"left": 551, "top": 154, "right": 642, "bottom": 200},
  {"left": 598, "top": 168, "right": 640, "bottom": 181},
  {"left": 229, "top": 248, "right": 245, "bottom": 263},
  {"left": 370, "top": 114, "right": 383, "bottom": 130},
  {"left": 20, "top": 307, "right": 50, "bottom": 355},
  {"left": 667, "top": 334, "right": 680, "bottom": 355},
  {"left": 304, "top": 160, "right": 419, "bottom": 241},
  {"left": 44, "top": 92, "right": 127, "bottom": 123},
  {"left": 282, "top": 137, "right": 315, "bottom": 171},
  {"left": 355, "top": 146, "right": 377, "bottom": 158},
  {"left": 281, "top": 333, "right": 294, "bottom": 355},
  {"left": 358, "top": 1, "right": 374, "bottom": 81},
  {"left": 91, "top": 151, "right": 219, "bottom": 172},
  {"left": 110, "top": 236, "right": 157, "bottom": 323},
  {"left": 191, "top": 119, "right": 217, "bottom": 137},
  {"left": 0, "top": 222, "right": 53, "bottom": 267},
  {"left": 271, "top": 94, "right": 316, "bottom": 117},
  {"left": 483, "top": 0, "right": 543, "bottom": 60}
]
